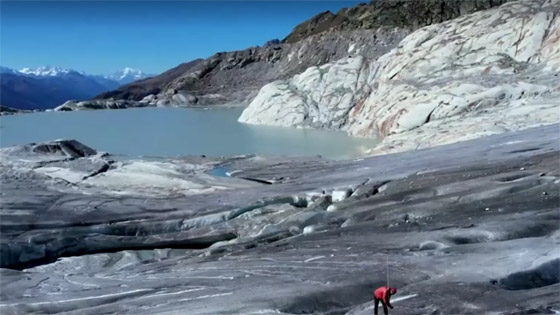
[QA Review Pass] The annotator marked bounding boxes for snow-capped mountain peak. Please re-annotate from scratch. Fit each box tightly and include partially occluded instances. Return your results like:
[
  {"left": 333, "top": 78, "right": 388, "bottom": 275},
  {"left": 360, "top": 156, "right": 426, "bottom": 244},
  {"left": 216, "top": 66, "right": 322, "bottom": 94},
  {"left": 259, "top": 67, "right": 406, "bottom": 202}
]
[
  {"left": 1, "top": 65, "right": 122, "bottom": 111},
  {"left": 121, "top": 67, "right": 141, "bottom": 75},
  {"left": 106, "top": 67, "right": 150, "bottom": 84},
  {"left": 18, "top": 66, "right": 74, "bottom": 77},
  {"left": 2, "top": 65, "right": 151, "bottom": 85}
]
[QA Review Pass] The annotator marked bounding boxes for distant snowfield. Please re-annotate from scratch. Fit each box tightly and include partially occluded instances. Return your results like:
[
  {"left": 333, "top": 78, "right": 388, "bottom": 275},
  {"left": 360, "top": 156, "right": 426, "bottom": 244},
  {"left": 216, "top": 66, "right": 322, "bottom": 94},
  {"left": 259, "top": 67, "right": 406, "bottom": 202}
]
[{"left": 19, "top": 66, "right": 73, "bottom": 77}]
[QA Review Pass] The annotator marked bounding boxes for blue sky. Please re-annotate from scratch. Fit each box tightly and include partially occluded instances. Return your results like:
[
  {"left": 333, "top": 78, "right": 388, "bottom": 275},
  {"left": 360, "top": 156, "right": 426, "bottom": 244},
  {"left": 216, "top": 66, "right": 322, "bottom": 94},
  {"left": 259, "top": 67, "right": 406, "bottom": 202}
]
[{"left": 1, "top": 1, "right": 363, "bottom": 75}]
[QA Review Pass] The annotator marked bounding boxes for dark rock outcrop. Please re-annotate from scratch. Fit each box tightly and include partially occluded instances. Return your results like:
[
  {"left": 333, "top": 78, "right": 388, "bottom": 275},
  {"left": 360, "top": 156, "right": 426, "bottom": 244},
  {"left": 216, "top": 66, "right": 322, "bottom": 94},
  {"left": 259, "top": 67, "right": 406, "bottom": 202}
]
[
  {"left": 0, "top": 105, "right": 31, "bottom": 115},
  {"left": 498, "top": 259, "right": 560, "bottom": 290}
]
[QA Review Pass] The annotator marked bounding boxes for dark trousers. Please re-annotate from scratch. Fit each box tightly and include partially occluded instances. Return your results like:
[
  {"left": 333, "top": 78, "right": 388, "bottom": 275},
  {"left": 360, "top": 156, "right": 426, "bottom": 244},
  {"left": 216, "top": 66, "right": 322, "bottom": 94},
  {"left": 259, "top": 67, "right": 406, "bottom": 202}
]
[{"left": 374, "top": 298, "right": 389, "bottom": 315}]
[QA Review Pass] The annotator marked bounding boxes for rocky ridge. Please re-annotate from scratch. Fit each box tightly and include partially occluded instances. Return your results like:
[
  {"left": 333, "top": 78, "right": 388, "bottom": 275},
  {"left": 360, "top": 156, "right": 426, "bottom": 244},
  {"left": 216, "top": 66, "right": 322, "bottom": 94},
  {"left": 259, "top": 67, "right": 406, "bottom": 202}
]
[
  {"left": 283, "top": 0, "right": 510, "bottom": 43},
  {"left": 239, "top": 0, "right": 560, "bottom": 154},
  {"left": 63, "top": 0, "right": 508, "bottom": 111},
  {"left": 64, "top": 29, "right": 407, "bottom": 111}
]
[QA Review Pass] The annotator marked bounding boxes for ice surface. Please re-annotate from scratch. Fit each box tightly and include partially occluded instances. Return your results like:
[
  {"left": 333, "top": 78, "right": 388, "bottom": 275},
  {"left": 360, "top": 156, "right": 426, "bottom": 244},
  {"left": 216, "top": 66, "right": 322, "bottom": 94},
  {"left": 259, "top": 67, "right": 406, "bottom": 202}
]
[{"left": 1, "top": 125, "right": 558, "bottom": 314}]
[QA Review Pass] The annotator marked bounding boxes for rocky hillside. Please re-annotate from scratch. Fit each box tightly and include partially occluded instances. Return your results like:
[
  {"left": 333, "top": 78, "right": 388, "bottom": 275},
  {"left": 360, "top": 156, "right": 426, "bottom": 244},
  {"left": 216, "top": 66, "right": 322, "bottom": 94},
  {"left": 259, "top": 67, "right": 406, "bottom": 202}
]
[
  {"left": 283, "top": 0, "right": 510, "bottom": 43},
  {"left": 239, "top": 0, "right": 560, "bottom": 154},
  {"left": 95, "top": 59, "right": 203, "bottom": 101},
  {"left": 61, "top": 29, "right": 407, "bottom": 110},
  {"left": 69, "top": 0, "right": 509, "bottom": 111}
]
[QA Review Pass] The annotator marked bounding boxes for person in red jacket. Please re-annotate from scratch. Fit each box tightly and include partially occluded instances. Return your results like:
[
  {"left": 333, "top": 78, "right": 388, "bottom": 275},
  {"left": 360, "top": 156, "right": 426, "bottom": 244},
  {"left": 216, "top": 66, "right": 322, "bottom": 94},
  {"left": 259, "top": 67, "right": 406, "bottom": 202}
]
[{"left": 373, "top": 286, "right": 397, "bottom": 315}]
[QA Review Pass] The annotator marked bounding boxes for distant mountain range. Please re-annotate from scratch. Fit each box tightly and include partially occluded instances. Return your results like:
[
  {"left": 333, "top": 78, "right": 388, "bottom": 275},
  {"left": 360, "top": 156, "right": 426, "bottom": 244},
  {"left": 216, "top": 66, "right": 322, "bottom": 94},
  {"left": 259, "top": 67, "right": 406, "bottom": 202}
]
[
  {"left": 104, "top": 67, "right": 151, "bottom": 85},
  {"left": 0, "top": 66, "right": 152, "bottom": 110}
]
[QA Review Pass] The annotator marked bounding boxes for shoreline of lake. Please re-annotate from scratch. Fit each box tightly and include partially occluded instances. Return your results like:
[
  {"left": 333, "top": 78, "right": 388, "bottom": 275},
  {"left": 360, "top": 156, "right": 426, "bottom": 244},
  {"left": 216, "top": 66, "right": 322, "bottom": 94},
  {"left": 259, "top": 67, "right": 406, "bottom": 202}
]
[{"left": 0, "top": 106, "right": 376, "bottom": 160}]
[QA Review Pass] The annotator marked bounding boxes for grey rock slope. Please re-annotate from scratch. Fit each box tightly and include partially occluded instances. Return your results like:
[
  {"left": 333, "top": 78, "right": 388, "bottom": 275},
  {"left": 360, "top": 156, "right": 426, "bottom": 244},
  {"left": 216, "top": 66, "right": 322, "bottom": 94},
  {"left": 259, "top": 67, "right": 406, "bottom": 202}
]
[
  {"left": 77, "top": 29, "right": 407, "bottom": 110},
  {"left": 1, "top": 124, "right": 558, "bottom": 314},
  {"left": 76, "top": 0, "right": 509, "bottom": 111},
  {"left": 94, "top": 59, "right": 203, "bottom": 101}
]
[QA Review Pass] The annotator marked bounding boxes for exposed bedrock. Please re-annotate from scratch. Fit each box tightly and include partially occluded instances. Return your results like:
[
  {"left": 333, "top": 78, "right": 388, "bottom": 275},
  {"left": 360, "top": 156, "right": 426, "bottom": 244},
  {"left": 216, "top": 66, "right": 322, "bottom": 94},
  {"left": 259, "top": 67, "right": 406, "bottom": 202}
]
[{"left": 240, "top": 0, "right": 560, "bottom": 154}]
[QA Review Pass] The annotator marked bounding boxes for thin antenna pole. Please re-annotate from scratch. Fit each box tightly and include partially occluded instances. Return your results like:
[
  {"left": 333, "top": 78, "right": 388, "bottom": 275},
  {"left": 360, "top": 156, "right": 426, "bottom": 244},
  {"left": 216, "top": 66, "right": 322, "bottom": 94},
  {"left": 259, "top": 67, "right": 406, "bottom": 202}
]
[{"left": 386, "top": 255, "right": 389, "bottom": 288}]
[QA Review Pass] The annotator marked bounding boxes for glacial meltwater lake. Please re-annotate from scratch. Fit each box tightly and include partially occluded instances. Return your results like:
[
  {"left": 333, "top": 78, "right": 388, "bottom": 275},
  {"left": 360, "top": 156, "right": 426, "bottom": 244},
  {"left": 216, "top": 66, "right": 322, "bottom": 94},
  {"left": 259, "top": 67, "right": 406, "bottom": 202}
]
[{"left": 0, "top": 107, "right": 376, "bottom": 159}]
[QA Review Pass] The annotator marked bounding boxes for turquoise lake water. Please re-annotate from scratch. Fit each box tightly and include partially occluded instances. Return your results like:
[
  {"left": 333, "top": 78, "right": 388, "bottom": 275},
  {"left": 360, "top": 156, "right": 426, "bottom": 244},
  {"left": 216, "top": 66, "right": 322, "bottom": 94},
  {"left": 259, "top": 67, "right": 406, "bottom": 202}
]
[{"left": 0, "top": 107, "right": 376, "bottom": 160}]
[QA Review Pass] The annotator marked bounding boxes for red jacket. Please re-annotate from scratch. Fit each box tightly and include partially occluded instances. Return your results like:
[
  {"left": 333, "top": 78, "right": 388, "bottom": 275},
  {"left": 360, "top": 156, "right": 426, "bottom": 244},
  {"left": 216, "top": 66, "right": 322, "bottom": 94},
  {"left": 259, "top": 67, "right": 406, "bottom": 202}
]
[{"left": 374, "top": 286, "right": 394, "bottom": 307}]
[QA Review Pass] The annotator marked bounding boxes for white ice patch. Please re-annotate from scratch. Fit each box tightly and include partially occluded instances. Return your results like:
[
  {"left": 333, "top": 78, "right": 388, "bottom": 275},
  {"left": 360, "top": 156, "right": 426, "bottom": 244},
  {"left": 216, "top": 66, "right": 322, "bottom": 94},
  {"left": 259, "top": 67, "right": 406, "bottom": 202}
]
[
  {"left": 304, "top": 256, "right": 325, "bottom": 263},
  {"left": 302, "top": 225, "right": 316, "bottom": 235},
  {"left": 148, "top": 287, "right": 206, "bottom": 298},
  {"left": 332, "top": 188, "right": 352, "bottom": 202},
  {"left": 81, "top": 160, "right": 225, "bottom": 197},
  {"left": 391, "top": 293, "right": 418, "bottom": 303},
  {"left": 176, "top": 291, "right": 233, "bottom": 302},
  {"left": 34, "top": 166, "right": 88, "bottom": 183}
]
